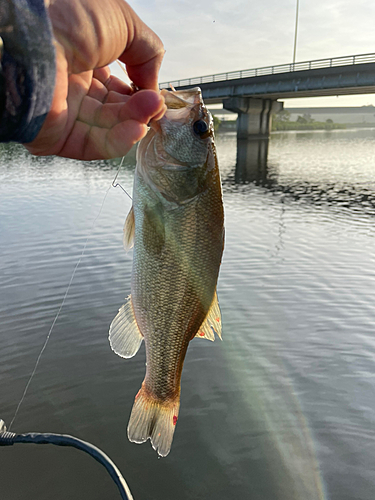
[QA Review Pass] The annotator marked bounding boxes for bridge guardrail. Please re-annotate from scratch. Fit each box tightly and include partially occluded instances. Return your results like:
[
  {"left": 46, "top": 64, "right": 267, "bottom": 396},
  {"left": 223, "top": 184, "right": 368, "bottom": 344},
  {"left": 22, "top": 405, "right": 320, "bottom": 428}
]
[{"left": 160, "top": 52, "right": 375, "bottom": 89}]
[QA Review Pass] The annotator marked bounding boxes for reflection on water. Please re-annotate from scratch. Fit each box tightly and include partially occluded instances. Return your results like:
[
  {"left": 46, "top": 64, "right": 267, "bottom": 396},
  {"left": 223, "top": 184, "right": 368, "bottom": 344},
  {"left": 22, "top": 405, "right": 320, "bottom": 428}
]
[
  {"left": 227, "top": 129, "right": 375, "bottom": 218},
  {"left": 1, "top": 129, "right": 375, "bottom": 500},
  {"left": 234, "top": 138, "right": 270, "bottom": 185}
]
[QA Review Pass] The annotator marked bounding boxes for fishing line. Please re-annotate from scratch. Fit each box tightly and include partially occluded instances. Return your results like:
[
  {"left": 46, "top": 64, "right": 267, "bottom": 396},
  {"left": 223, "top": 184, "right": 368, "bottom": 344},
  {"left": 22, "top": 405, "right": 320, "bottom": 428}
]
[
  {"left": 9, "top": 157, "right": 131, "bottom": 430},
  {"left": 112, "top": 164, "right": 133, "bottom": 200}
]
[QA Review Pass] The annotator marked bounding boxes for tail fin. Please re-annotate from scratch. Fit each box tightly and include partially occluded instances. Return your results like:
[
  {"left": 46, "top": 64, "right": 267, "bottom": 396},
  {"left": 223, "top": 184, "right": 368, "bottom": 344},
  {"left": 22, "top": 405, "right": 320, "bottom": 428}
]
[{"left": 127, "top": 385, "right": 180, "bottom": 457}]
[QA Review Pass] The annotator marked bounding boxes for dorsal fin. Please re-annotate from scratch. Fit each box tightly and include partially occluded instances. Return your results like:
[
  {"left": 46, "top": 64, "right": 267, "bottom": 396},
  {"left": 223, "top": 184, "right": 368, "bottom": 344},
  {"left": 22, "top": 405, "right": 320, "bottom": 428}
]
[
  {"left": 123, "top": 206, "right": 135, "bottom": 250},
  {"left": 195, "top": 291, "right": 222, "bottom": 341}
]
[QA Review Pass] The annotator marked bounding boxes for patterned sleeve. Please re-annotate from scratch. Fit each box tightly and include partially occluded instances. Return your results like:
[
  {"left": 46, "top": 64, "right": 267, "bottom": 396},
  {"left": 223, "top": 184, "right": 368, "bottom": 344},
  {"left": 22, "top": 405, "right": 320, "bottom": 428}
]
[{"left": 0, "top": 0, "right": 56, "bottom": 143}]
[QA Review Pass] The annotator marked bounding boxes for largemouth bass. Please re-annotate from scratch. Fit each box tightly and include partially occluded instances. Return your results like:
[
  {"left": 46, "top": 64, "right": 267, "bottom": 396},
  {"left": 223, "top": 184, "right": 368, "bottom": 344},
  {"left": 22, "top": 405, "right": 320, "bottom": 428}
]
[{"left": 109, "top": 87, "right": 224, "bottom": 457}]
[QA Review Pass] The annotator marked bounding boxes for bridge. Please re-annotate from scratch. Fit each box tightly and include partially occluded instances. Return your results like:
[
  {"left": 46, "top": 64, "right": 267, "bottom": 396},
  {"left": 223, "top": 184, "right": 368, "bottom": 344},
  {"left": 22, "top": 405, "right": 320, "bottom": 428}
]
[{"left": 160, "top": 53, "right": 375, "bottom": 139}]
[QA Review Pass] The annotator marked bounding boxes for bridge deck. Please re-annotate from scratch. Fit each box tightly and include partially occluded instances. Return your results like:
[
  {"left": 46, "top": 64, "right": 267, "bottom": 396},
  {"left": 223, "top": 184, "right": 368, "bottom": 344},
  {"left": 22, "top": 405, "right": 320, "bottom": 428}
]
[{"left": 160, "top": 53, "right": 375, "bottom": 103}]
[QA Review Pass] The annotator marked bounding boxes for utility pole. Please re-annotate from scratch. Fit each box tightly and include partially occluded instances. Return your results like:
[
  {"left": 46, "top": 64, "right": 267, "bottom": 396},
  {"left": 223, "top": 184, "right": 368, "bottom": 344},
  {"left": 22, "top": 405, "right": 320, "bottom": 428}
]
[{"left": 293, "top": 0, "right": 300, "bottom": 66}]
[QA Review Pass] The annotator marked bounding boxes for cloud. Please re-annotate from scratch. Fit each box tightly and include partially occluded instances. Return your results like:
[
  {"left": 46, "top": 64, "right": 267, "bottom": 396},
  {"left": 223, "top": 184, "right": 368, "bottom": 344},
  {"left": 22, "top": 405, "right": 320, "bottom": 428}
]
[
  {"left": 128, "top": 0, "right": 375, "bottom": 82},
  {"left": 108, "top": 1, "right": 375, "bottom": 106}
]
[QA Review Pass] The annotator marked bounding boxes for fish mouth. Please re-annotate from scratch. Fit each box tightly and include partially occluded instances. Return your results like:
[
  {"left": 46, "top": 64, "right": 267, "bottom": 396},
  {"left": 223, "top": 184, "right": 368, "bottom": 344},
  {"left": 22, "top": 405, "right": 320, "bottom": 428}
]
[
  {"left": 144, "top": 86, "right": 210, "bottom": 173},
  {"left": 160, "top": 87, "right": 212, "bottom": 137},
  {"left": 161, "top": 87, "right": 203, "bottom": 109},
  {"left": 149, "top": 87, "right": 203, "bottom": 131}
]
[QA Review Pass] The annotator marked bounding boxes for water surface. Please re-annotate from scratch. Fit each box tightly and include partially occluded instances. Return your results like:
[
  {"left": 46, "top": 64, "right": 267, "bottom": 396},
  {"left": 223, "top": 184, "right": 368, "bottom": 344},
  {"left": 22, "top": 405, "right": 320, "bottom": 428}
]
[{"left": 1, "top": 129, "right": 375, "bottom": 500}]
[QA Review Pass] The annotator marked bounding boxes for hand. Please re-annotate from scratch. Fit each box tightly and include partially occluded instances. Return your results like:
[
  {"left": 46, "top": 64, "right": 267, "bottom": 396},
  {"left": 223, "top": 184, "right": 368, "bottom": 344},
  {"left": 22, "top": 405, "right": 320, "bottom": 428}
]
[{"left": 25, "top": 0, "right": 166, "bottom": 160}]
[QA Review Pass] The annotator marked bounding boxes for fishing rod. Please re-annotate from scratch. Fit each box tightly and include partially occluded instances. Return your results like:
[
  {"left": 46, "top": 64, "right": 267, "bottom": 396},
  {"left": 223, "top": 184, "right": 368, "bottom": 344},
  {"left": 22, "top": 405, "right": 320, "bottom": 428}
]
[{"left": 0, "top": 419, "right": 134, "bottom": 500}]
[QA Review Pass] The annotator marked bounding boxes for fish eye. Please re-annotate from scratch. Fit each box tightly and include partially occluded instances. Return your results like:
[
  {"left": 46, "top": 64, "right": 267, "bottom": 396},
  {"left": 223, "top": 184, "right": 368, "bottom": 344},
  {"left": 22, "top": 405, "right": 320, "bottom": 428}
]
[{"left": 193, "top": 120, "right": 210, "bottom": 138}]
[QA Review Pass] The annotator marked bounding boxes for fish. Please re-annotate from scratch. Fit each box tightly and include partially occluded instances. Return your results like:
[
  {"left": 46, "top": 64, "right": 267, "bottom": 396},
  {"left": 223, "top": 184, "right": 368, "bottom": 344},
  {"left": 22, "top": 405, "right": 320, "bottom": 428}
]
[{"left": 109, "top": 87, "right": 224, "bottom": 457}]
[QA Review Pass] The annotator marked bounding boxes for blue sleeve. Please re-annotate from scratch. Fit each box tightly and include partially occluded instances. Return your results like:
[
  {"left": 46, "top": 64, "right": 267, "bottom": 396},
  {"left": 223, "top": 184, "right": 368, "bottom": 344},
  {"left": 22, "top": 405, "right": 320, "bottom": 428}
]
[{"left": 0, "top": 0, "right": 56, "bottom": 143}]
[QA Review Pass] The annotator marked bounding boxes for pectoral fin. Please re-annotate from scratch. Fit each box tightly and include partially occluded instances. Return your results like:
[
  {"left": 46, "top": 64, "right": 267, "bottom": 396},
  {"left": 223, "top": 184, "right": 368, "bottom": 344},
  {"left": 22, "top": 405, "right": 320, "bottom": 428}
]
[
  {"left": 123, "top": 206, "right": 135, "bottom": 250},
  {"left": 109, "top": 295, "right": 143, "bottom": 358},
  {"left": 195, "top": 291, "right": 222, "bottom": 341}
]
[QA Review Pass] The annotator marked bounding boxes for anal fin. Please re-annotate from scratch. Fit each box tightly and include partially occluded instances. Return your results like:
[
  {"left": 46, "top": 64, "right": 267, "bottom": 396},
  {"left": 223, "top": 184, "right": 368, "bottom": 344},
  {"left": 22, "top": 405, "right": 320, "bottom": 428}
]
[
  {"left": 195, "top": 291, "right": 222, "bottom": 341},
  {"left": 109, "top": 295, "right": 143, "bottom": 358}
]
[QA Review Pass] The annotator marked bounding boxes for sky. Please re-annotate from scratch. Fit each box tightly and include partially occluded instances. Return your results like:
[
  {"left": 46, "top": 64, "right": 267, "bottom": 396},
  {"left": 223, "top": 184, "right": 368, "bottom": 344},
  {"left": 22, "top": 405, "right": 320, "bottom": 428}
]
[{"left": 111, "top": 0, "right": 375, "bottom": 107}]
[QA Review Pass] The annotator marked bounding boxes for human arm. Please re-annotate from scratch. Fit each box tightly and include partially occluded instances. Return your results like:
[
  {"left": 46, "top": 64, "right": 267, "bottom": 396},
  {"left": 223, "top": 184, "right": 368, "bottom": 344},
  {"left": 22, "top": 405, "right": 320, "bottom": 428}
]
[
  {"left": 0, "top": 0, "right": 166, "bottom": 160},
  {"left": 0, "top": 0, "right": 55, "bottom": 143}
]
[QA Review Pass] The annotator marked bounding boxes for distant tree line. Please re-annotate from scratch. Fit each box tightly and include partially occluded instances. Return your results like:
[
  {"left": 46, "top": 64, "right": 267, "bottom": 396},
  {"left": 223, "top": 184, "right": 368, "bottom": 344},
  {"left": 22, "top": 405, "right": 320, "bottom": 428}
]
[
  {"left": 272, "top": 110, "right": 346, "bottom": 131},
  {"left": 212, "top": 115, "right": 221, "bottom": 131}
]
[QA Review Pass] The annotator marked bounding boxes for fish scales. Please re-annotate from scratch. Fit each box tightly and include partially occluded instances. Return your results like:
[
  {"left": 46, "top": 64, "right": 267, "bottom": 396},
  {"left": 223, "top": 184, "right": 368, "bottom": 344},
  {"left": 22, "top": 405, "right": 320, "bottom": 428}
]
[
  {"left": 109, "top": 87, "right": 224, "bottom": 457},
  {"left": 133, "top": 169, "right": 223, "bottom": 397}
]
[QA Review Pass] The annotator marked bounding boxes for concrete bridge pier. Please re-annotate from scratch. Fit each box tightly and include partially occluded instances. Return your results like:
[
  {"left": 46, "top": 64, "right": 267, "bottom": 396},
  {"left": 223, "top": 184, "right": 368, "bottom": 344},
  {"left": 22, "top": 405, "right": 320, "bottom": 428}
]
[
  {"left": 222, "top": 97, "right": 282, "bottom": 185},
  {"left": 223, "top": 97, "right": 283, "bottom": 138}
]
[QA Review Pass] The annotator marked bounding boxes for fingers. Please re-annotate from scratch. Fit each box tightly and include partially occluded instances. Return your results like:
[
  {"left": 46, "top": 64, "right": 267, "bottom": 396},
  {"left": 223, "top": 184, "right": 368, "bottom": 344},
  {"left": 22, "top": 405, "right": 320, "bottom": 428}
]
[
  {"left": 86, "top": 75, "right": 132, "bottom": 103},
  {"left": 118, "top": 90, "right": 166, "bottom": 123},
  {"left": 93, "top": 68, "right": 133, "bottom": 96},
  {"left": 78, "top": 89, "right": 166, "bottom": 129},
  {"left": 125, "top": 55, "right": 165, "bottom": 93},
  {"left": 48, "top": 0, "right": 164, "bottom": 90},
  {"left": 26, "top": 36, "right": 166, "bottom": 160},
  {"left": 58, "top": 118, "right": 148, "bottom": 160},
  {"left": 57, "top": 90, "right": 166, "bottom": 160},
  {"left": 117, "top": 4, "right": 165, "bottom": 91},
  {"left": 105, "top": 91, "right": 130, "bottom": 104},
  {"left": 96, "top": 119, "right": 149, "bottom": 159}
]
